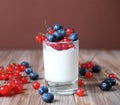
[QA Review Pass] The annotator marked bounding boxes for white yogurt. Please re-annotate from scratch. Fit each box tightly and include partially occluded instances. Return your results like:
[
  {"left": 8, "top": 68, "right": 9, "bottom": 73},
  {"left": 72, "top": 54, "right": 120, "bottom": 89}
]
[{"left": 43, "top": 41, "right": 79, "bottom": 83}]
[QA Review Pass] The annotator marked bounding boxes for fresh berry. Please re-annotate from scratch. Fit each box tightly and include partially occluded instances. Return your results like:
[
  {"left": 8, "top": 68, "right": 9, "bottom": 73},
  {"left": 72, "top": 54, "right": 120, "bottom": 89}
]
[
  {"left": 53, "top": 31, "right": 64, "bottom": 41},
  {"left": 76, "top": 88, "right": 84, "bottom": 96},
  {"left": 25, "top": 67, "right": 33, "bottom": 74},
  {"left": 85, "top": 72, "right": 93, "bottom": 79},
  {"left": 53, "top": 24, "right": 63, "bottom": 31},
  {"left": 79, "top": 68, "right": 88, "bottom": 76},
  {"left": 29, "top": 72, "right": 39, "bottom": 80},
  {"left": 13, "top": 83, "right": 23, "bottom": 94},
  {"left": 42, "top": 93, "right": 54, "bottom": 103},
  {"left": 47, "top": 27, "right": 55, "bottom": 34},
  {"left": 86, "top": 61, "right": 94, "bottom": 69},
  {"left": 81, "top": 63, "right": 87, "bottom": 68},
  {"left": 92, "top": 65, "right": 101, "bottom": 73},
  {"left": 108, "top": 73, "right": 116, "bottom": 79},
  {"left": 32, "top": 81, "right": 40, "bottom": 90},
  {"left": 0, "top": 86, "right": 10, "bottom": 96},
  {"left": 41, "top": 36, "right": 46, "bottom": 41},
  {"left": 62, "top": 37, "right": 70, "bottom": 42},
  {"left": 38, "top": 86, "right": 48, "bottom": 95},
  {"left": 66, "top": 27, "right": 74, "bottom": 35},
  {"left": 99, "top": 81, "right": 111, "bottom": 91},
  {"left": 46, "top": 34, "right": 56, "bottom": 42},
  {"left": 21, "top": 61, "right": 29, "bottom": 68},
  {"left": 78, "top": 79, "right": 84, "bottom": 86},
  {"left": 103, "top": 78, "right": 116, "bottom": 86},
  {"left": 21, "top": 76, "right": 29, "bottom": 84},
  {"left": 69, "top": 33, "right": 78, "bottom": 41},
  {"left": 35, "top": 35, "right": 42, "bottom": 43}
]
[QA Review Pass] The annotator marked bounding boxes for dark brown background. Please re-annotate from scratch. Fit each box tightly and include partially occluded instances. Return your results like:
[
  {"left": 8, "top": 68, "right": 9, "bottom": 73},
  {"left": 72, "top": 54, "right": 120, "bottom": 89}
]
[{"left": 0, "top": 0, "right": 120, "bottom": 49}]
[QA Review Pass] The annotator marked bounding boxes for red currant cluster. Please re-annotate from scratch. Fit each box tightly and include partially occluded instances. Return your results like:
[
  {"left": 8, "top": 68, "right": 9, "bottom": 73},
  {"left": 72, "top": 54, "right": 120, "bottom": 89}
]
[{"left": 0, "top": 63, "right": 29, "bottom": 96}]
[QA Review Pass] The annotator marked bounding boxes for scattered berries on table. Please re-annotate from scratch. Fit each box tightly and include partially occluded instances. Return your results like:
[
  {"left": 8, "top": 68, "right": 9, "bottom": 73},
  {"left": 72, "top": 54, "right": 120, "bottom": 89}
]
[
  {"left": 108, "top": 73, "right": 116, "bottom": 79},
  {"left": 29, "top": 72, "right": 39, "bottom": 80},
  {"left": 38, "top": 86, "right": 48, "bottom": 95},
  {"left": 92, "top": 65, "right": 101, "bottom": 73},
  {"left": 32, "top": 82, "right": 40, "bottom": 90},
  {"left": 42, "top": 93, "right": 54, "bottom": 103},
  {"left": 76, "top": 88, "right": 84, "bottom": 96}
]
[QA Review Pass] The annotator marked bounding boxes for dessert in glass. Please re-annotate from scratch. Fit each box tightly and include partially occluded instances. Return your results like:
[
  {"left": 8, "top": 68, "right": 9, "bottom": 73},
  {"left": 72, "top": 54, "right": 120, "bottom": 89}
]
[{"left": 36, "top": 24, "right": 79, "bottom": 95}]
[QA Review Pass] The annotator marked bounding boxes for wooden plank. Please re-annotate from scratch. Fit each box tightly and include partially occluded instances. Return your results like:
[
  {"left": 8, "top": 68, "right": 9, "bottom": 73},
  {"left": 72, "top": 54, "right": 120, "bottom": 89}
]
[{"left": 0, "top": 50, "right": 120, "bottom": 105}]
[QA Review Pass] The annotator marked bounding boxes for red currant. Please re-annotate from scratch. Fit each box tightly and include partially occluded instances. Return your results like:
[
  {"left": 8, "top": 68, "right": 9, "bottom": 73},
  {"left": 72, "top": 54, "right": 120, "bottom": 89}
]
[
  {"left": 13, "top": 83, "right": 23, "bottom": 94},
  {"left": 20, "top": 65, "right": 26, "bottom": 72},
  {"left": 108, "top": 73, "right": 116, "bottom": 79},
  {"left": 41, "top": 36, "right": 46, "bottom": 41},
  {"left": 0, "top": 86, "right": 10, "bottom": 96},
  {"left": 32, "top": 81, "right": 40, "bottom": 90},
  {"left": 6, "top": 81, "right": 16, "bottom": 90},
  {"left": 66, "top": 27, "right": 74, "bottom": 35},
  {"left": 21, "top": 76, "right": 28, "bottom": 84},
  {"left": 86, "top": 62, "right": 94, "bottom": 69},
  {"left": 81, "top": 63, "right": 87, "bottom": 68},
  {"left": 76, "top": 88, "right": 84, "bottom": 96},
  {"left": 63, "top": 37, "right": 70, "bottom": 42},
  {"left": 85, "top": 71, "right": 93, "bottom": 79},
  {"left": 6, "top": 65, "right": 13, "bottom": 72},
  {"left": 35, "top": 35, "right": 42, "bottom": 44},
  {"left": 78, "top": 79, "right": 84, "bottom": 86},
  {"left": 47, "top": 29, "right": 55, "bottom": 34}
]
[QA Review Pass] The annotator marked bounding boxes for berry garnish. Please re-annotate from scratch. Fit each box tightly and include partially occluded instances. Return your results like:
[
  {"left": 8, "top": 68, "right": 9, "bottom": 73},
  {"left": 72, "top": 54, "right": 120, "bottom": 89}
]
[
  {"left": 76, "top": 88, "right": 84, "bottom": 96},
  {"left": 29, "top": 72, "right": 39, "bottom": 80},
  {"left": 46, "top": 34, "right": 56, "bottom": 42},
  {"left": 92, "top": 65, "right": 101, "bottom": 73},
  {"left": 66, "top": 27, "right": 74, "bottom": 35},
  {"left": 38, "top": 86, "right": 48, "bottom": 95},
  {"left": 32, "top": 81, "right": 40, "bottom": 90},
  {"left": 42, "top": 93, "right": 54, "bottom": 103},
  {"left": 69, "top": 33, "right": 78, "bottom": 41},
  {"left": 53, "top": 24, "right": 63, "bottom": 31},
  {"left": 78, "top": 79, "right": 84, "bottom": 86},
  {"left": 108, "top": 73, "right": 116, "bottom": 79},
  {"left": 99, "top": 81, "right": 111, "bottom": 91},
  {"left": 35, "top": 35, "right": 42, "bottom": 44},
  {"left": 85, "top": 72, "right": 93, "bottom": 79}
]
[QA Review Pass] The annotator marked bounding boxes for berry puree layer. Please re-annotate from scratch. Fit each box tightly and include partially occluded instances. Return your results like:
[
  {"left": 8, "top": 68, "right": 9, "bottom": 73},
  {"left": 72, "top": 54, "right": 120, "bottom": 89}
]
[{"left": 43, "top": 40, "right": 79, "bottom": 83}]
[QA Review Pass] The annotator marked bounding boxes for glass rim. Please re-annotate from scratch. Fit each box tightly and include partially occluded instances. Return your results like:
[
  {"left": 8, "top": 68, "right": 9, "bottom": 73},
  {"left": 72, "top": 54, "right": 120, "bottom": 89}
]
[{"left": 43, "top": 40, "right": 79, "bottom": 44}]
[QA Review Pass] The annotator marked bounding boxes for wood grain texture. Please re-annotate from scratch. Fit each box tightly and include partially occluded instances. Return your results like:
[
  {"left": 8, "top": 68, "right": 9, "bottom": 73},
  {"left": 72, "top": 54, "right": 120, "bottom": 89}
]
[{"left": 0, "top": 50, "right": 120, "bottom": 105}]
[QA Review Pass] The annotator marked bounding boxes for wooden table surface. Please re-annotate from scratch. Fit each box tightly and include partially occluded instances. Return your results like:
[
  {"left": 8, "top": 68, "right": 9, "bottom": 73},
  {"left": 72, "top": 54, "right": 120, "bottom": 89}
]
[{"left": 0, "top": 50, "right": 120, "bottom": 105}]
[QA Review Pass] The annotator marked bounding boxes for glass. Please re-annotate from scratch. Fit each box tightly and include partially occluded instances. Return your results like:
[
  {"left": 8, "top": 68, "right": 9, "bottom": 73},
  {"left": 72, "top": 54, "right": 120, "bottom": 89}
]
[{"left": 43, "top": 40, "right": 79, "bottom": 95}]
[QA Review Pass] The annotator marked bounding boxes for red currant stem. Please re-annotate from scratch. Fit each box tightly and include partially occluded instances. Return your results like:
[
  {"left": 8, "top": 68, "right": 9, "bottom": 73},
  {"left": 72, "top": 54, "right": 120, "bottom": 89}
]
[
  {"left": 44, "top": 19, "right": 48, "bottom": 29},
  {"left": 88, "top": 52, "right": 99, "bottom": 62}
]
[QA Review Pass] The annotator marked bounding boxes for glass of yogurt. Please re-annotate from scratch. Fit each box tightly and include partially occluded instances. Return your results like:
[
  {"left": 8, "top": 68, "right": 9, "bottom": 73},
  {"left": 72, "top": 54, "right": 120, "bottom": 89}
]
[{"left": 43, "top": 40, "right": 79, "bottom": 95}]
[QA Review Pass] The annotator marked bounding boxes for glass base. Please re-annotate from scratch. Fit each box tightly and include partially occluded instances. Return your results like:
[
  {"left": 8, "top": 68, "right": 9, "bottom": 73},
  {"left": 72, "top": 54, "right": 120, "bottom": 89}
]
[{"left": 46, "top": 79, "right": 78, "bottom": 95}]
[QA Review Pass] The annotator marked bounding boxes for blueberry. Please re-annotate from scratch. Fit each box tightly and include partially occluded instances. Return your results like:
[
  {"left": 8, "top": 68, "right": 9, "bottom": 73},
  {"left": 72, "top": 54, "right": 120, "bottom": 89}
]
[
  {"left": 53, "top": 24, "right": 63, "bottom": 31},
  {"left": 29, "top": 72, "right": 39, "bottom": 80},
  {"left": 38, "top": 86, "right": 48, "bottom": 95},
  {"left": 53, "top": 31, "right": 64, "bottom": 41},
  {"left": 57, "top": 29, "right": 66, "bottom": 37},
  {"left": 42, "top": 93, "right": 54, "bottom": 103},
  {"left": 92, "top": 65, "right": 101, "bottom": 73},
  {"left": 103, "top": 78, "right": 116, "bottom": 86},
  {"left": 21, "top": 61, "right": 29, "bottom": 67},
  {"left": 69, "top": 33, "right": 78, "bottom": 41},
  {"left": 79, "top": 68, "right": 88, "bottom": 76},
  {"left": 99, "top": 81, "right": 111, "bottom": 91},
  {"left": 25, "top": 67, "right": 33, "bottom": 74},
  {"left": 46, "top": 34, "right": 56, "bottom": 42}
]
